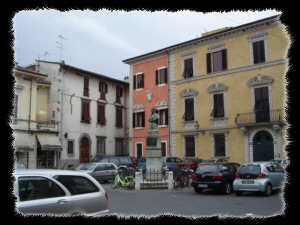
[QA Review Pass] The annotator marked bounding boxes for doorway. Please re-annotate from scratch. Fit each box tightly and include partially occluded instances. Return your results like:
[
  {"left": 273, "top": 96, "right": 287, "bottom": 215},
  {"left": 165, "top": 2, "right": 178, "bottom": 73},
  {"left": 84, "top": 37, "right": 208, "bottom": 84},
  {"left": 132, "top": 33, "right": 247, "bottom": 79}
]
[
  {"left": 253, "top": 131, "right": 274, "bottom": 161},
  {"left": 80, "top": 137, "right": 90, "bottom": 163}
]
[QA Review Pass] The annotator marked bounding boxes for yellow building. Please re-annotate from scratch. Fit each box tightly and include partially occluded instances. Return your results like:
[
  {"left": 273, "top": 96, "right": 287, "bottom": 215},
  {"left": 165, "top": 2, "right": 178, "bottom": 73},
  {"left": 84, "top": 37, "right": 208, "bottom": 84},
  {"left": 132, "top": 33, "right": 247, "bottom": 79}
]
[
  {"left": 13, "top": 65, "right": 62, "bottom": 169},
  {"left": 167, "top": 15, "right": 290, "bottom": 164}
]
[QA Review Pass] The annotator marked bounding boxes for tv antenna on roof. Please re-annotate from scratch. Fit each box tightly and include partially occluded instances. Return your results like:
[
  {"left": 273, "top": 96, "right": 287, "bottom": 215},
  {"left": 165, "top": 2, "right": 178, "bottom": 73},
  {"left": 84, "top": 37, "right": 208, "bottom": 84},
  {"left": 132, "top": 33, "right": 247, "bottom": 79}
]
[
  {"left": 43, "top": 51, "right": 50, "bottom": 60},
  {"left": 56, "top": 34, "right": 68, "bottom": 62}
]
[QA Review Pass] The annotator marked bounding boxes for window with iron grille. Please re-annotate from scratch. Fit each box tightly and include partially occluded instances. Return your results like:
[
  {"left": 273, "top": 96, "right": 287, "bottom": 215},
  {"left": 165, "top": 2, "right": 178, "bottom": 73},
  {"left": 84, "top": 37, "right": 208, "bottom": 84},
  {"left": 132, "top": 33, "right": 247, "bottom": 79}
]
[
  {"left": 67, "top": 140, "right": 74, "bottom": 155},
  {"left": 97, "top": 137, "right": 106, "bottom": 155},
  {"left": 158, "top": 108, "right": 168, "bottom": 126}
]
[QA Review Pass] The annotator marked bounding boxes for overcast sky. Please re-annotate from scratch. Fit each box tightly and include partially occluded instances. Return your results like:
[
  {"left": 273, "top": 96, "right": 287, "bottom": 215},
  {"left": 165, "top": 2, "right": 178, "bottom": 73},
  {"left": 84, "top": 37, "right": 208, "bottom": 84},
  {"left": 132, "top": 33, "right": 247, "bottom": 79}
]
[{"left": 13, "top": 9, "right": 280, "bottom": 80}]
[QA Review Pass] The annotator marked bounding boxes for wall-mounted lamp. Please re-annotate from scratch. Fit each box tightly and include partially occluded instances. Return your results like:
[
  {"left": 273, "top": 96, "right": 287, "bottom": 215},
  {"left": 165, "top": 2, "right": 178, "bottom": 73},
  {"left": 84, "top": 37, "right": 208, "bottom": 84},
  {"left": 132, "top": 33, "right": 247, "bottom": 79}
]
[{"left": 64, "top": 133, "right": 68, "bottom": 138}]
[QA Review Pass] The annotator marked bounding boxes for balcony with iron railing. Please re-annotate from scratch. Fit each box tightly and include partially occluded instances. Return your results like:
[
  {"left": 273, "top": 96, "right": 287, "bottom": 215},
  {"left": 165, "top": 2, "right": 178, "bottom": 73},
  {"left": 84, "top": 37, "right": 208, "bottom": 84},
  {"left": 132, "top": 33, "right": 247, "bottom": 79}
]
[{"left": 235, "top": 109, "right": 283, "bottom": 126}]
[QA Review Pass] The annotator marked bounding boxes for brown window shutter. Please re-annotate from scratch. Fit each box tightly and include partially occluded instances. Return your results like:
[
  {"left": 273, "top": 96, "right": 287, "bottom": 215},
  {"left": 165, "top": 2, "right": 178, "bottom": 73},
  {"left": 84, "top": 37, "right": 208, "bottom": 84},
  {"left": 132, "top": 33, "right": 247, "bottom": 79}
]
[
  {"left": 222, "top": 49, "right": 227, "bottom": 70},
  {"left": 133, "top": 75, "right": 136, "bottom": 89},
  {"left": 206, "top": 53, "right": 212, "bottom": 74}
]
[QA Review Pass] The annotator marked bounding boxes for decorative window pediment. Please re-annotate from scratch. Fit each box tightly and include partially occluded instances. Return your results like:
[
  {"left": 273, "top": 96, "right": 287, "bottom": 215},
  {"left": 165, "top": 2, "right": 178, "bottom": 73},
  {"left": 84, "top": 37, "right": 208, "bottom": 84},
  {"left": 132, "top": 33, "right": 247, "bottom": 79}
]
[
  {"left": 179, "top": 88, "right": 198, "bottom": 98},
  {"left": 207, "top": 83, "right": 228, "bottom": 93},
  {"left": 247, "top": 74, "right": 273, "bottom": 86},
  {"left": 156, "top": 100, "right": 168, "bottom": 109},
  {"left": 133, "top": 104, "right": 144, "bottom": 112}
]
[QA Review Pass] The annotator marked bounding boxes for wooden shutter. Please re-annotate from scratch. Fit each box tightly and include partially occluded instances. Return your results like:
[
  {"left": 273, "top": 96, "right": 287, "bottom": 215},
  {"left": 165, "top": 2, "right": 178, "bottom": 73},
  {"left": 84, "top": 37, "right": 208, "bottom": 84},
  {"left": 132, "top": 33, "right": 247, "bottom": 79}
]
[
  {"left": 165, "top": 108, "right": 168, "bottom": 125},
  {"left": 98, "top": 104, "right": 106, "bottom": 124},
  {"left": 141, "top": 73, "right": 144, "bottom": 88},
  {"left": 164, "top": 68, "right": 168, "bottom": 83},
  {"left": 141, "top": 111, "right": 145, "bottom": 127},
  {"left": 133, "top": 75, "right": 136, "bottom": 90},
  {"left": 156, "top": 70, "right": 158, "bottom": 85},
  {"left": 215, "top": 134, "right": 225, "bottom": 156},
  {"left": 253, "top": 40, "right": 265, "bottom": 64},
  {"left": 206, "top": 53, "right": 212, "bottom": 74},
  {"left": 83, "top": 77, "right": 89, "bottom": 97},
  {"left": 184, "top": 98, "right": 194, "bottom": 121},
  {"left": 222, "top": 49, "right": 227, "bottom": 70},
  {"left": 212, "top": 94, "right": 224, "bottom": 118},
  {"left": 133, "top": 113, "right": 136, "bottom": 128}
]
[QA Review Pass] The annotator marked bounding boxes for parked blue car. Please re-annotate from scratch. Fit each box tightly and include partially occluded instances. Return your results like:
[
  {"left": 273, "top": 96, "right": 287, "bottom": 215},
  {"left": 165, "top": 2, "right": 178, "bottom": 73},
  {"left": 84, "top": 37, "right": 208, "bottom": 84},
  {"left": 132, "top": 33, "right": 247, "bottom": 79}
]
[{"left": 162, "top": 156, "right": 183, "bottom": 172}]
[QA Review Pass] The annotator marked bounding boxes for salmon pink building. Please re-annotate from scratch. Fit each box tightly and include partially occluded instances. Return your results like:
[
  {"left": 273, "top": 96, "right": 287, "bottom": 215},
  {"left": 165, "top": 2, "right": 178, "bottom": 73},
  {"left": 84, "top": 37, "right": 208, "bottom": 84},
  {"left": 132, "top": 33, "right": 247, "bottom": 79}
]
[{"left": 123, "top": 50, "right": 169, "bottom": 158}]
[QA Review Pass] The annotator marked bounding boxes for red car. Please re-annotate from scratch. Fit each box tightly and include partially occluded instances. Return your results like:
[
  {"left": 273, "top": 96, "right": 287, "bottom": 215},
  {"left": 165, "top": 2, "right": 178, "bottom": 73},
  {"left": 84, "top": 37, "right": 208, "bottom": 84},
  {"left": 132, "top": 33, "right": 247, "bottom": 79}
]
[{"left": 177, "top": 158, "right": 204, "bottom": 171}]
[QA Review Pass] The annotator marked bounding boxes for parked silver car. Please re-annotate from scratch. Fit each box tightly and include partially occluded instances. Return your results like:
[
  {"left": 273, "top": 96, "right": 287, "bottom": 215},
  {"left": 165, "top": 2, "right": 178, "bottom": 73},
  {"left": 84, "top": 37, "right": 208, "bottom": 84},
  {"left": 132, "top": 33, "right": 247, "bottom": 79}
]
[
  {"left": 14, "top": 169, "right": 109, "bottom": 215},
  {"left": 233, "top": 162, "right": 285, "bottom": 196},
  {"left": 78, "top": 162, "right": 118, "bottom": 182}
]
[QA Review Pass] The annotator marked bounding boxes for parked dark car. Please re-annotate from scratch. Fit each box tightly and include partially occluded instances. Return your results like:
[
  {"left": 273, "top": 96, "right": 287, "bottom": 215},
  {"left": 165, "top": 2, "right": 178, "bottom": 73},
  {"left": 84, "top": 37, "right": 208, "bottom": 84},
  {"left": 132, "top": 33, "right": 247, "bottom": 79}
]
[
  {"left": 192, "top": 162, "right": 240, "bottom": 195},
  {"left": 92, "top": 155, "right": 136, "bottom": 168}
]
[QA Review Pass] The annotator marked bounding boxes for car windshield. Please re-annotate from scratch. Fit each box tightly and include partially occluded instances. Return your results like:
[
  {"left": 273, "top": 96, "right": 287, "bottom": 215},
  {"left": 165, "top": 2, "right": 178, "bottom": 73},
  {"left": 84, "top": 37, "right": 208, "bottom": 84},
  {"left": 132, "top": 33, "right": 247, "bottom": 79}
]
[
  {"left": 119, "top": 157, "right": 130, "bottom": 163},
  {"left": 196, "top": 165, "right": 219, "bottom": 173},
  {"left": 238, "top": 164, "right": 261, "bottom": 175},
  {"left": 92, "top": 156, "right": 104, "bottom": 162},
  {"left": 80, "top": 163, "right": 96, "bottom": 171}
]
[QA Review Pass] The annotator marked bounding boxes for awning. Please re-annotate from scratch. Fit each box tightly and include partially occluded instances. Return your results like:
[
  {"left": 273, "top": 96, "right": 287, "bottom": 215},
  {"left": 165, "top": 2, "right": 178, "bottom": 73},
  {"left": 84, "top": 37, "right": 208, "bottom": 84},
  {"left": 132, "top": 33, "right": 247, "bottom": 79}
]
[
  {"left": 14, "top": 132, "right": 34, "bottom": 152},
  {"left": 36, "top": 133, "right": 63, "bottom": 151}
]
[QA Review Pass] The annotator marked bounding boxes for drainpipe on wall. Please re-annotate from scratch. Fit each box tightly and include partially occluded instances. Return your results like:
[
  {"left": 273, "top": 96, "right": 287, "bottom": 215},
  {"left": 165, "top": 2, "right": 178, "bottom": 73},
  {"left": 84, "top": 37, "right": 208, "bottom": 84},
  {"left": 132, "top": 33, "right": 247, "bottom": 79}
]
[{"left": 165, "top": 50, "right": 171, "bottom": 156}]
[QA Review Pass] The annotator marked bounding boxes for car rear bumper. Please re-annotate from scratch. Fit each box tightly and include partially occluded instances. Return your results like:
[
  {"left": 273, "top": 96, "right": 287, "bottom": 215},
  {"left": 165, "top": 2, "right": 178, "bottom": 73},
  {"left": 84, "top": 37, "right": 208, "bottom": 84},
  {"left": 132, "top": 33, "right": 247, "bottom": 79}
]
[
  {"left": 192, "top": 180, "right": 222, "bottom": 189},
  {"left": 233, "top": 179, "right": 266, "bottom": 192}
]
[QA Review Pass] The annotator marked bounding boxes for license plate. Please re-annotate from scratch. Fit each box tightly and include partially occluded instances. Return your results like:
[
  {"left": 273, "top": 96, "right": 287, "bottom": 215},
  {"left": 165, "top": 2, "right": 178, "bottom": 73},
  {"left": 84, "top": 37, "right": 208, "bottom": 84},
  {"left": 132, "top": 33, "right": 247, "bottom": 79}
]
[
  {"left": 242, "top": 180, "right": 254, "bottom": 184},
  {"left": 198, "top": 184, "right": 208, "bottom": 188}
]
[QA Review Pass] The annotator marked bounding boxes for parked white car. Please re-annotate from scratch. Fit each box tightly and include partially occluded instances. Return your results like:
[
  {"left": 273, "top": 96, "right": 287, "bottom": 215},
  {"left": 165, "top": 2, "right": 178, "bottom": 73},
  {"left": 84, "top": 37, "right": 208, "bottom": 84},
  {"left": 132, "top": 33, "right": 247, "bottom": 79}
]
[
  {"left": 233, "top": 162, "right": 285, "bottom": 196},
  {"left": 14, "top": 169, "right": 109, "bottom": 215}
]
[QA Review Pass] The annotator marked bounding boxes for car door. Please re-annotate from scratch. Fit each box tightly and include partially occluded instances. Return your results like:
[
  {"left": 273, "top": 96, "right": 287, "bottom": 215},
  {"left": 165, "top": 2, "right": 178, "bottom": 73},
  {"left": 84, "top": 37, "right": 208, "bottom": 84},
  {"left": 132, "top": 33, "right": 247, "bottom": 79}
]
[
  {"left": 265, "top": 164, "right": 279, "bottom": 188},
  {"left": 16, "top": 175, "right": 72, "bottom": 214},
  {"left": 93, "top": 164, "right": 107, "bottom": 181},
  {"left": 105, "top": 163, "right": 117, "bottom": 180},
  {"left": 272, "top": 163, "right": 285, "bottom": 189}
]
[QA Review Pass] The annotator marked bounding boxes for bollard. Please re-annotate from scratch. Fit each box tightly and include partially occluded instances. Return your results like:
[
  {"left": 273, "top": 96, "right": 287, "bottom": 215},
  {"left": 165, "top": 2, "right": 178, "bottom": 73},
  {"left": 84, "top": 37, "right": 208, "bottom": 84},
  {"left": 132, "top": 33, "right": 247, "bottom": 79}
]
[
  {"left": 135, "top": 171, "right": 141, "bottom": 190},
  {"left": 168, "top": 171, "right": 173, "bottom": 190}
]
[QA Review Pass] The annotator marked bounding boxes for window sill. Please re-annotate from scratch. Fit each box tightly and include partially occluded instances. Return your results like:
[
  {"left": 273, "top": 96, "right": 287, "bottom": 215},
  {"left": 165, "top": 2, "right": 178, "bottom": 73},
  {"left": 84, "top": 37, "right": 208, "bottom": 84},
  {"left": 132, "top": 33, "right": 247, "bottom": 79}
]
[
  {"left": 158, "top": 125, "right": 168, "bottom": 128},
  {"left": 134, "top": 127, "right": 145, "bottom": 130},
  {"left": 81, "top": 120, "right": 91, "bottom": 124}
]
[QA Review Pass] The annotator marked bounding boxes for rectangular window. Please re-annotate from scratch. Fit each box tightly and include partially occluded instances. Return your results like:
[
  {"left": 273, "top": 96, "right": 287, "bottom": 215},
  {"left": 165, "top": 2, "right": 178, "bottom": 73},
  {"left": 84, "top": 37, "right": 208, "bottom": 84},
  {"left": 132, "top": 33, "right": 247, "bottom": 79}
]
[
  {"left": 97, "top": 104, "right": 106, "bottom": 125},
  {"left": 116, "top": 86, "right": 123, "bottom": 103},
  {"left": 182, "top": 98, "right": 194, "bottom": 121},
  {"left": 133, "top": 73, "right": 144, "bottom": 90},
  {"left": 83, "top": 77, "right": 89, "bottom": 97},
  {"left": 211, "top": 93, "right": 224, "bottom": 118},
  {"left": 116, "top": 107, "right": 123, "bottom": 127},
  {"left": 96, "top": 137, "right": 105, "bottom": 155},
  {"left": 214, "top": 134, "right": 225, "bottom": 157},
  {"left": 81, "top": 101, "right": 91, "bottom": 122},
  {"left": 253, "top": 40, "right": 265, "bottom": 64},
  {"left": 182, "top": 58, "right": 193, "bottom": 78},
  {"left": 136, "top": 143, "right": 143, "bottom": 158},
  {"left": 133, "top": 112, "right": 145, "bottom": 128},
  {"left": 99, "top": 81, "right": 108, "bottom": 100},
  {"left": 158, "top": 108, "right": 168, "bottom": 126},
  {"left": 254, "top": 87, "right": 270, "bottom": 122},
  {"left": 207, "top": 49, "right": 227, "bottom": 73},
  {"left": 115, "top": 138, "right": 124, "bottom": 155},
  {"left": 161, "top": 142, "right": 167, "bottom": 157},
  {"left": 156, "top": 68, "right": 168, "bottom": 85},
  {"left": 67, "top": 140, "right": 74, "bottom": 155},
  {"left": 185, "top": 136, "right": 195, "bottom": 157}
]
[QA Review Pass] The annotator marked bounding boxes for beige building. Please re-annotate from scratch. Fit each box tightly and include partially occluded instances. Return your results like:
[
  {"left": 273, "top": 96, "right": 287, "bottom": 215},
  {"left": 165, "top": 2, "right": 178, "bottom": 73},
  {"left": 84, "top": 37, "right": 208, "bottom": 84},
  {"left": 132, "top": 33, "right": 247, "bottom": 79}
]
[
  {"left": 13, "top": 65, "right": 62, "bottom": 169},
  {"left": 166, "top": 15, "right": 290, "bottom": 164}
]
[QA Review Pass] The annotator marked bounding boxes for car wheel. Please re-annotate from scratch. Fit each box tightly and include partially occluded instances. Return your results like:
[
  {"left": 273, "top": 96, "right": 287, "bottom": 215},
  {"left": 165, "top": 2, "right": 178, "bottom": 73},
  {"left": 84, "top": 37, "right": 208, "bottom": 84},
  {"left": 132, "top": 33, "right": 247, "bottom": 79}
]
[
  {"left": 264, "top": 183, "right": 272, "bottom": 197},
  {"left": 222, "top": 182, "right": 232, "bottom": 195},
  {"left": 193, "top": 186, "right": 203, "bottom": 193}
]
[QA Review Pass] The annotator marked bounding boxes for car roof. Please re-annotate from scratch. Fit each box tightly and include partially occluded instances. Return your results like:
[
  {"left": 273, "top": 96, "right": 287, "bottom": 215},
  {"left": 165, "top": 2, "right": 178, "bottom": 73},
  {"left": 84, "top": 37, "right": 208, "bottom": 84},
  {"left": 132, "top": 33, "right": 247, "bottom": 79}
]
[{"left": 14, "top": 169, "right": 88, "bottom": 177}]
